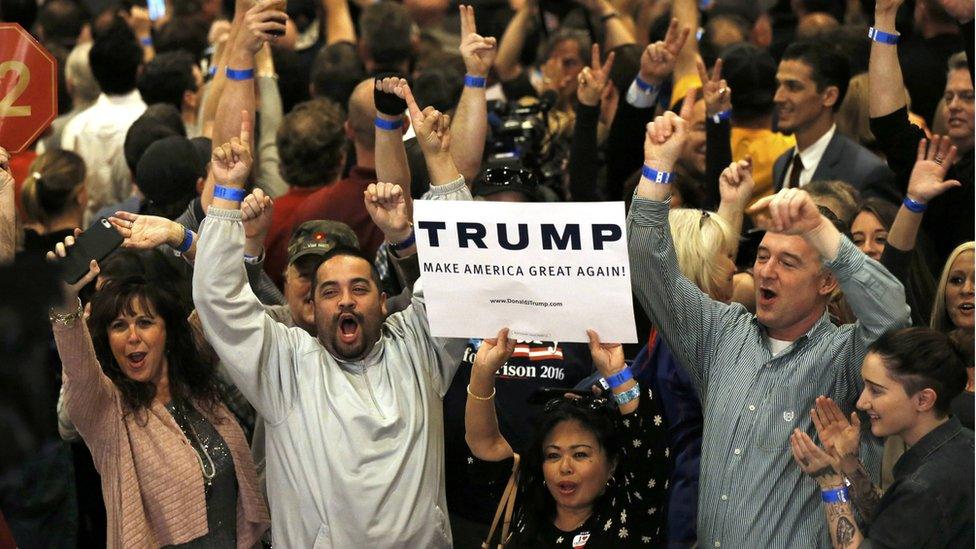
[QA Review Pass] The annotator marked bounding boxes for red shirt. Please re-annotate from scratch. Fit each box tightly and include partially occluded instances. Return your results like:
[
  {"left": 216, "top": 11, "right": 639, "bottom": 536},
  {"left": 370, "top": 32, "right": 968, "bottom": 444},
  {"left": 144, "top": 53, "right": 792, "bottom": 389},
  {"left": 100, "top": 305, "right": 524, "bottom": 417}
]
[
  {"left": 289, "top": 166, "right": 384, "bottom": 269},
  {"left": 263, "top": 185, "right": 323, "bottom": 288}
]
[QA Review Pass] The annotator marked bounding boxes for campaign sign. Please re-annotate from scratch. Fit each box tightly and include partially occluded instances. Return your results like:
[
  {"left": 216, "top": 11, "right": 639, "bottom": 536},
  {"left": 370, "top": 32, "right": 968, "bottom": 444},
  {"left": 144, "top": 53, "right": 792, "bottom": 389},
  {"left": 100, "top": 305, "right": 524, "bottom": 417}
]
[{"left": 413, "top": 200, "right": 637, "bottom": 343}]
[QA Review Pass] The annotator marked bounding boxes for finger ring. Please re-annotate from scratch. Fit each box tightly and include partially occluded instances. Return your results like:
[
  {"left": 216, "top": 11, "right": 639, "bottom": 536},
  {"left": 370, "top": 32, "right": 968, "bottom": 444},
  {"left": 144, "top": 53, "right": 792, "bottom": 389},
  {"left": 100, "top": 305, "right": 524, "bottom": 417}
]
[
  {"left": 934, "top": 155, "right": 944, "bottom": 165},
  {"left": 718, "top": 87, "right": 728, "bottom": 95}
]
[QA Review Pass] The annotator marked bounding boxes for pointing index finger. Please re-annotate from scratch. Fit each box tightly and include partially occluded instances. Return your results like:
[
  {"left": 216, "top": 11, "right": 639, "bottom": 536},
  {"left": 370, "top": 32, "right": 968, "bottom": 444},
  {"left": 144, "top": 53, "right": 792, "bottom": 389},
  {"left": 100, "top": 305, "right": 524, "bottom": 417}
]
[{"left": 402, "top": 83, "right": 423, "bottom": 122}]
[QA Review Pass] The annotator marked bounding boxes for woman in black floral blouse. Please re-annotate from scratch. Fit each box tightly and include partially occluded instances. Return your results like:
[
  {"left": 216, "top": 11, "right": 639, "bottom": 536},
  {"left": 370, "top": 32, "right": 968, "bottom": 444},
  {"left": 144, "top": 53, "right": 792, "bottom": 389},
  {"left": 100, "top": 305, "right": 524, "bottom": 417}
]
[{"left": 465, "top": 328, "right": 670, "bottom": 547}]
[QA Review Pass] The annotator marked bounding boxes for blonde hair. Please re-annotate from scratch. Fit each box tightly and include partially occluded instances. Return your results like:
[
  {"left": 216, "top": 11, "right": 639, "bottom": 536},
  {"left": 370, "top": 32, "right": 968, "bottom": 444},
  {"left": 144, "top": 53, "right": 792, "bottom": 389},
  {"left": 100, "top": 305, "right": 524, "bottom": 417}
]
[
  {"left": 931, "top": 241, "right": 975, "bottom": 332},
  {"left": 668, "top": 209, "right": 736, "bottom": 298},
  {"left": 21, "top": 150, "right": 86, "bottom": 225}
]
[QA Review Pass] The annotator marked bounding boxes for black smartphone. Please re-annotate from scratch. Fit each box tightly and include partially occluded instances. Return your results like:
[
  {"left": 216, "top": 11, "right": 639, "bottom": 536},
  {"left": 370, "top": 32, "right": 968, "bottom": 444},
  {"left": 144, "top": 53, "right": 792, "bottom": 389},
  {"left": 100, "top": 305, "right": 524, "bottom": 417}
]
[
  {"left": 60, "top": 218, "right": 123, "bottom": 284},
  {"left": 527, "top": 387, "right": 596, "bottom": 405}
]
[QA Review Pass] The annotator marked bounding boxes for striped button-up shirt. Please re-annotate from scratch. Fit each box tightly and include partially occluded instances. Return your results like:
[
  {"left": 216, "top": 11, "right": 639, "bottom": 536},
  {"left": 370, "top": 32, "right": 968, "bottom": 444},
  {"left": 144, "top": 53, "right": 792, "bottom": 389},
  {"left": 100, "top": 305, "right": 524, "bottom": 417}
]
[{"left": 627, "top": 197, "right": 910, "bottom": 548}]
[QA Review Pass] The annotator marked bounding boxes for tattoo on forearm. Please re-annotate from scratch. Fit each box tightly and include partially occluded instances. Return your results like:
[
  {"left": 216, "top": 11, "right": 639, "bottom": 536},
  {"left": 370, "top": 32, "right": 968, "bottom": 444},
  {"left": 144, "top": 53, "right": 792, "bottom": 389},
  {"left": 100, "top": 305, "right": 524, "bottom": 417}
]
[
  {"left": 825, "top": 503, "right": 862, "bottom": 549},
  {"left": 808, "top": 465, "right": 835, "bottom": 481},
  {"left": 847, "top": 459, "right": 882, "bottom": 523}
]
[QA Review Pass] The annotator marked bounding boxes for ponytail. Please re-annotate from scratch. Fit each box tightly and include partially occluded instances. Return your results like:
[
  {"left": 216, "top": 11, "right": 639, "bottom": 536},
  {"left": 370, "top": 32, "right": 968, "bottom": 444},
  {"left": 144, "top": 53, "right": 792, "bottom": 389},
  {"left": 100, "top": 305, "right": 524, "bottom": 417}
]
[{"left": 20, "top": 150, "right": 86, "bottom": 225}]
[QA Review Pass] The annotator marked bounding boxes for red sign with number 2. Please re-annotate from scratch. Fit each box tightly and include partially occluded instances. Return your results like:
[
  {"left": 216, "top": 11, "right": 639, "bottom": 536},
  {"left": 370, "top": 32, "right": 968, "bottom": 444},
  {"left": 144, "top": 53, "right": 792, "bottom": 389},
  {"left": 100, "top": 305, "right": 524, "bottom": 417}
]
[{"left": 0, "top": 24, "right": 57, "bottom": 153}]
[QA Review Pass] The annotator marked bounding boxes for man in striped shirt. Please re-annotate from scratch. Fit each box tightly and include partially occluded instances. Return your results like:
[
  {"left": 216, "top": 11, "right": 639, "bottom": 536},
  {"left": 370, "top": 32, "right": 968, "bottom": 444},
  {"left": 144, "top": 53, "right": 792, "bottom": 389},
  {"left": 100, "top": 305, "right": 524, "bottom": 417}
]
[{"left": 628, "top": 110, "right": 910, "bottom": 548}]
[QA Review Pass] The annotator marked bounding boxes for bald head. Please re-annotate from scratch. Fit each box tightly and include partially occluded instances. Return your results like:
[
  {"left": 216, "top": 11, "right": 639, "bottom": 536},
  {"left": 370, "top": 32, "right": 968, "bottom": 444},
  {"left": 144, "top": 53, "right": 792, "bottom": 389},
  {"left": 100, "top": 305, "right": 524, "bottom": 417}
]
[
  {"left": 347, "top": 79, "right": 377, "bottom": 149},
  {"left": 796, "top": 12, "right": 840, "bottom": 39}
]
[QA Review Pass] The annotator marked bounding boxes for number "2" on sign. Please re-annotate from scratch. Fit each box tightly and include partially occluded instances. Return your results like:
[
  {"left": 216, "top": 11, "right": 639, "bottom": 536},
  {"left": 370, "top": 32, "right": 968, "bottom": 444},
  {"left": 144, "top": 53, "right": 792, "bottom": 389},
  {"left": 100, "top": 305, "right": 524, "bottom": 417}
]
[{"left": 0, "top": 60, "right": 31, "bottom": 117}]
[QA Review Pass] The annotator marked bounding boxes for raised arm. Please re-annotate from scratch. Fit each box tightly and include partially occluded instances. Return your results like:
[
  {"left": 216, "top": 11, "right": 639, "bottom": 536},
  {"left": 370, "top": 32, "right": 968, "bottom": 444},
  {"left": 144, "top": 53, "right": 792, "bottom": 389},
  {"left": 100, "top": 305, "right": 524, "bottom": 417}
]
[
  {"left": 47, "top": 236, "right": 117, "bottom": 449},
  {"left": 213, "top": 3, "right": 286, "bottom": 151},
  {"left": 569, "top": 44, "right": 615, "bottom": 201},
  {"left": 717, "top": 158, "right": 755, "bottom": 256},
  {"left": 868, "top": 0, "right": 908, "bottom": 118},
  {"left": 0, "top": 148, "right": 14, "bottom": 263},
  {"left": 628, "top": 105, "right": 734, "bottom": 391},
  {"left": 193, "top": 114, "right": 300, "bottom": 423},
  {"left": 465, "top": 328, "right": 516, "bottom": 462},
  {"left": 699, "top": 58, "right": 733, "bottom": 209},
  {"left": 374, "top": 77, "right": 413, "bottom": 191},
  {"left": 581, "top": 0, "right": 636, "bottom": 50},
  {"left": 254, "top": 43, "right": 289, "bottom": 198},
  {"left": 886, "top": 136, "right": 960, "bottom": 251},
  {"left": 452, "top": 4, "right": 496, "bottom": 183},
  {"left": 322, "top": 0, "right": 356, "bottom": 45},
  {"left": 404, "top": 84, "right": 462, "bottom": 186},
  {"left": 494, "top": 0, "right": 535, "bottom": 82},
  {"left": 671, "top": 0, "right": 700, "bottom": 83},
  {"left": 748, "top": 189, "right": 910, "bottom": 346}
]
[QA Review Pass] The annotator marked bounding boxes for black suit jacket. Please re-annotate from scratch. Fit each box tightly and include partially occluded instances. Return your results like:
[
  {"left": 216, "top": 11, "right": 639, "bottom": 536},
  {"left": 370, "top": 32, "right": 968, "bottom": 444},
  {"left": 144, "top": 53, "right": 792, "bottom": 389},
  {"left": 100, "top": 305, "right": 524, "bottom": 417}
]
[{"left": 773, "top": 131, "right": 894, "bottom": 194}]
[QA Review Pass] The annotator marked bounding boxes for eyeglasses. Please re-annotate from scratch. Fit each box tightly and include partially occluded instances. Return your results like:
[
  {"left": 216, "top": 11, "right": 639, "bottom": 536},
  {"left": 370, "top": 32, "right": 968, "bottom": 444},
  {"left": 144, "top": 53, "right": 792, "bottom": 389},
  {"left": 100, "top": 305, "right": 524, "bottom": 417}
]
[{"left": 544, "top": 396, "right": 612, "bottom": 415}]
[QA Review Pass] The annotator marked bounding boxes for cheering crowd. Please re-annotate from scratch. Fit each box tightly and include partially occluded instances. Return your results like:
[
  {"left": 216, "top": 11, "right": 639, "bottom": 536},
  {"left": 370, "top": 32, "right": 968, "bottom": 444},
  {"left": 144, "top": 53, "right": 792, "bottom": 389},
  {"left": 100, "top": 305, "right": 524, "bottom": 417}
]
[{"left": 0, "top": 0, "right": 973, "bottom": 547}]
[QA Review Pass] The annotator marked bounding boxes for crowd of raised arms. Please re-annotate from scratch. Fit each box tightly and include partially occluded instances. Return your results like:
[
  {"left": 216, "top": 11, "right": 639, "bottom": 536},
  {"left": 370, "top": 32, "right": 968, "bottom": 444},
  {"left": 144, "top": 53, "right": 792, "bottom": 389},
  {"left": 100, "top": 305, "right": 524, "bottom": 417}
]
[{"left": 0, "top": 0, "right": 973, "bottom": 547}]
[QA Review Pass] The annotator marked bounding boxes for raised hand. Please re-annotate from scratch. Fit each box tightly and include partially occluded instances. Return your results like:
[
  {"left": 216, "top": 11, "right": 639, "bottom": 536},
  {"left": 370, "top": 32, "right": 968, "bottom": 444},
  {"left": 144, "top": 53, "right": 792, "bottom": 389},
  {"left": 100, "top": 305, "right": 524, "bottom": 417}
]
[
  {"left": 120, "top": 6, "right": 152, "bottom": 39},
  {"left": 907, "top": 135, "right": 961, "bottom": 206},
  {"left": 239, "top": 2, "right": 288, "bottom": 53},
  {"left": 363, "top": 182, "right": 412, "bottom": 243},
  {"left": 639, "top": 18, "right": 691, "bottom": 85},
  {"left": 719, "top": 158, "right": 755, "bottom": 211},
  {"left": 473, "top": 327, "right": 516, "bottom": 375},
  {"left": 109, "top": 211, "right": 186, "bottom": 250},
  {"left": 577, "top": 43, "right": 616, "bottom": 107},
  {"left": 46, "top": 229, "right": 100, "bottom": 309},
  {"left": 241, "top": 188, "right": 274, "bottom": 240},
  {"left": 585, "top": 329, "right": 624, "bottom": 378},
  {"left": 404, "top": 84, "right": 452, "bottom": 156},
  {"left": 698, "top": 58, "right": 731, "bottom": 117},
  {"left": 211, "top": 110, "right": 253, "bottom": 185},
  {"left": 459, "top": 5, "right": 497, "bottom": 78},
  {"left": 875, "top": 0, "right": 905, "bottom": 14},
  {"left": 811, "top": 396, "right": 861, "bottom": 460},
  {"left": 541, "top": 56, "right": 574, "bottom": 96},
  {"left": 746, "top": 188, "right": 825, "bottom": 236},
  {"left": 790, "top": 429, "right": 844, "bottom": 488},
  {"left": 643, "top": 110, "right": 689, "bottom": 171}
]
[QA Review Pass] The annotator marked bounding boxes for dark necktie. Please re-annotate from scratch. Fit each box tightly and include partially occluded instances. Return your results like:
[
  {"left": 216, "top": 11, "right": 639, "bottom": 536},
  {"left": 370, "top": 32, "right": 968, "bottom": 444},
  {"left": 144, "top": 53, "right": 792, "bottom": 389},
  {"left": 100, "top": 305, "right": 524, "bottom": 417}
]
[{"left": 787, "top": 153, "right": 804, "bottom": 189}]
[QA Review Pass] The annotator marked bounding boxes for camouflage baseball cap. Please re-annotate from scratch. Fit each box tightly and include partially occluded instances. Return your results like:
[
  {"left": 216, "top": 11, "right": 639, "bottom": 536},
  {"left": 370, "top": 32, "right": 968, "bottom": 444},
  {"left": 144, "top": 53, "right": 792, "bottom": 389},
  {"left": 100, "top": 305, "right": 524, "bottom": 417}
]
[{"left": 287, "top": 220, "right": 360, "bottom": 264}]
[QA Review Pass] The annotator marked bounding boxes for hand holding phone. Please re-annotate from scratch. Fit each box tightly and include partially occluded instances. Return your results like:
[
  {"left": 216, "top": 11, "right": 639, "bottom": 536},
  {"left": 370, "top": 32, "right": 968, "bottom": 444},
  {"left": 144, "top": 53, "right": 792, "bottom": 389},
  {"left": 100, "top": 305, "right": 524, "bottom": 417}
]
[{"left": 57, "top": 218, "right": 123, "bottom": 284}]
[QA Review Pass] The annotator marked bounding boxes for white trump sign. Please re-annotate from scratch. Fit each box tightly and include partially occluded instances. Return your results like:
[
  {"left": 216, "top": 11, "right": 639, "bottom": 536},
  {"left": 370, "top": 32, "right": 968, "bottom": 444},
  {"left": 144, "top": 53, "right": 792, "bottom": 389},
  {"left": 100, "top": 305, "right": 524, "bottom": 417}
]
[{"left": 413, "top": 200, "right": 637, "bottom": 343}]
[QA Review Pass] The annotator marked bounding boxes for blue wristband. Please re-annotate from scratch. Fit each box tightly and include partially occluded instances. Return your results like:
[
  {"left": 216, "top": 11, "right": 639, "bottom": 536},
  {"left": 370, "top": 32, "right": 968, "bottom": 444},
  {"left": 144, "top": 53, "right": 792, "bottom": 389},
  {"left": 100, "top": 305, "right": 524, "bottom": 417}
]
[
  {"left": 464, "top": 75, "right": 487, "bottom": 88},
  {"left": 634, "top": 76, "right": 657, "bottom": 93},
  {"left": 868, "top": 27, "right": 899, "bottom": 45},
  {"left": 821, "top": 486, "right": 850, "bottom": 504},
  {"left": 604, "top": 368, "right": 634, "bottom": 389},
  {"left": 390, "top": 230, "right": 416, "bottom": 251},
  {"left": 140, "top": 36, "right": 153, "bottom": 46},
  {"left": 225, "top": 67, "right": 255, "bottom": 81},
  {"left": 641, "top": 164, "right": 673, "bottom": 184},
  {"left": 710, "top": 109, "right": 732, "bottom": 124},
  {"left": 213, "top": 185, "right": 246, "bottom": 202},
  {"left": 903, "top": 196, "right": 928, "bottom": 213},
  {"left": 375, "top": 117, "right": 403, "bottom": 131},
  {"left": 613, "top": 384, "right": 641, "bottom": 407},
  {"left": 176, "top": 227, "right": 194, "bottom": 253},
  {"left": 208, "top": 66, "right": 217, "bottom": 77}
]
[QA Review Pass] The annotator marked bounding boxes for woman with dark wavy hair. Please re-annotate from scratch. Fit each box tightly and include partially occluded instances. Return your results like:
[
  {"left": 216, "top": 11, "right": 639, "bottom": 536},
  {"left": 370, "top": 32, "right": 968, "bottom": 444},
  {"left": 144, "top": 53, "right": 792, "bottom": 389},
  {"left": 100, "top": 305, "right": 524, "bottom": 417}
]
[
  {"left": 47, "top": 233, "right": 269, "bottom": 548},
  {"left": 465, "top": 328, "right": 669, "bottom": 547}
]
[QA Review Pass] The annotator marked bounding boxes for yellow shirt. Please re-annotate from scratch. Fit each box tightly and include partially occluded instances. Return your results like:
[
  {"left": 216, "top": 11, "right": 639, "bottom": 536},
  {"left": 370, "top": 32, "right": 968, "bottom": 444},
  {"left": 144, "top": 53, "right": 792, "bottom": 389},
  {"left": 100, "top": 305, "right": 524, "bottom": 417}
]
[{"left": 730, "top": 127, "right": 795, "bottom": 205}]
